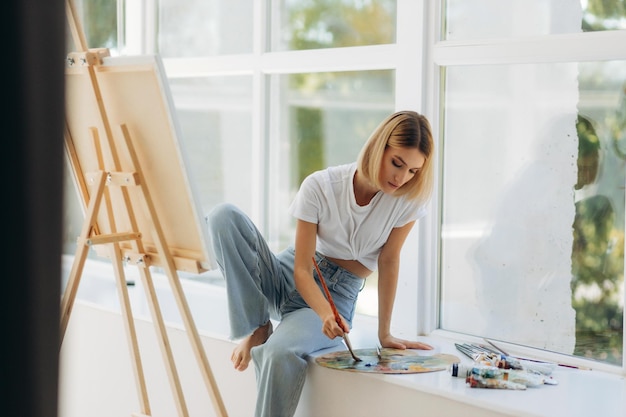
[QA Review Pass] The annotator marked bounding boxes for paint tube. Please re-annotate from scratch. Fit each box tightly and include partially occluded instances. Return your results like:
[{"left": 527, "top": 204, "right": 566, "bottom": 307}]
[
  {"left": 466, "top": 375, "right": 527, "bottom": 390},
  {"left": 451, "top": 363, "right": 546, "bottom": 388},
  {"left": 473, "top": 352, "right": 525, "bottom": 370},
  {"left": 517, "top": 359, "right": 556, "bottom": 376}
]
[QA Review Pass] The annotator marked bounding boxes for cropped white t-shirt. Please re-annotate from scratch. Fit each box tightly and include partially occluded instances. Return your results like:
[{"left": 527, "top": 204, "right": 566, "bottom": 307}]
[{"left": 288, "top": 162, "right": 427, "bottom": 271}]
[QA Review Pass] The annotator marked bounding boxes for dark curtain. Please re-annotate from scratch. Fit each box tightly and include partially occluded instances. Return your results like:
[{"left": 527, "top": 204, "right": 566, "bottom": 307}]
[{"left": 4, "top": 1, "right": 65, "bottom": 416}]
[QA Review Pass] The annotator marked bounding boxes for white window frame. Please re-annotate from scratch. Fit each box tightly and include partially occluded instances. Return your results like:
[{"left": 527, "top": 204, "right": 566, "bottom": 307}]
[{"left": 427, "top": 8, "right": 626, "bottom": 374}]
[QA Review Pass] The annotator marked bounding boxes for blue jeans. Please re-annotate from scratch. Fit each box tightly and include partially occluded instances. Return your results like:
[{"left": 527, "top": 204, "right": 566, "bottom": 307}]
[{"left": 206, "top": 203, "right": 364, "bottom": 417}]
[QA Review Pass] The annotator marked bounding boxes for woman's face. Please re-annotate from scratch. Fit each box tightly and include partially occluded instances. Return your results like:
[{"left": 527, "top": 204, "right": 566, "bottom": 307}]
[{"left": 378, "top": 146, "right": 426, "bottom": 194}]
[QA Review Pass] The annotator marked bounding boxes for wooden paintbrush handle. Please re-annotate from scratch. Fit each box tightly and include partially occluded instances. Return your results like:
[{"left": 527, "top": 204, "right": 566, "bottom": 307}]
[
  {"left": 312, "top": 257, "right": 362, "bottom": 362},
  {"left": 312, "top": 257, "right": 346, "bottom": 332}
]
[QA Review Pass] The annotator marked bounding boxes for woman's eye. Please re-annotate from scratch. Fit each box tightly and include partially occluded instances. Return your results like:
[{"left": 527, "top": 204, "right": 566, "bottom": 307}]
[{"left": 392, "top": 160, "right": 402, "bottom": 168}]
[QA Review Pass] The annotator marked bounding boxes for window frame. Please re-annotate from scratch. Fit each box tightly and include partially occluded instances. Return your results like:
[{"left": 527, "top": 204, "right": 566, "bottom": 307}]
[{"left": 427, "top": 7, "right": 626, "bottom": 374}]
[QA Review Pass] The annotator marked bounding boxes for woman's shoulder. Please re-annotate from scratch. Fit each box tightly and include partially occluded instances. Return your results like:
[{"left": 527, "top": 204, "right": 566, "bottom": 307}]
[
  {"left": 381, "top": 193, "right": 428, "bottom": 221},
  {"left": 303, "top": 162, "right": 355, "bottom": 185},
  {"left": 325, "top": 162, "right": 356, "bottom": 181}
]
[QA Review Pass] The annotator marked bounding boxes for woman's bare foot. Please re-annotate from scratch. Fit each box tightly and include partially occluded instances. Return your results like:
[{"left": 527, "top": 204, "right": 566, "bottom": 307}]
[{"left": 231, "top": 321, "right": 273, "bottom": 371}]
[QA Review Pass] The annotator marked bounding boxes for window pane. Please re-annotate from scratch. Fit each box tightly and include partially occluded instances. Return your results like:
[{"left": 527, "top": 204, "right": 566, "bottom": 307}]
[
  {"left": 270, "top": 70, "right": 395, "bottom": 315},
  {"left": 440, "top": 61, "right": 625, "bottom": 366},
  {"left": 63, "top": 0, "right": 120, "bottom": 258},
  {"left": 168, "top": 76, "right": 254, "bottom": 215},
  {"left": 270, "top": 0, "right": 396, "bottom": 51},
  {"left": 67, "top": 0, "right": 119, "bottom": 53},
  {"left": 157, "top": 0, "right": 253, "bottom": 57},
  {"left": 444, "top": 0, "right": 626, "bottom": 41},
  {"left": 583, "top": 0, "right": 626, "bottom": 31},
  {"left": 63, "top": 162, "right": 86, "bottom": 256}
]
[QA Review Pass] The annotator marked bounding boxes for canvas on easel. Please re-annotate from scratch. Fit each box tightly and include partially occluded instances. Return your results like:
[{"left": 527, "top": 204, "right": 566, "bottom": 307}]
[
  {"left": 64, "top": 52, "right": 214, "bottom": 274},
  {"left": 61, "top": 1, "right": 227, "bottom": 416}
]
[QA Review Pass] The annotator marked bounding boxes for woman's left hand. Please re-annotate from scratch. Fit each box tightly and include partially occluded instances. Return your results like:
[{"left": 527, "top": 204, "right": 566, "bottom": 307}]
[{"left": 380, "top": 334, "right": 433, "bottom": 351}]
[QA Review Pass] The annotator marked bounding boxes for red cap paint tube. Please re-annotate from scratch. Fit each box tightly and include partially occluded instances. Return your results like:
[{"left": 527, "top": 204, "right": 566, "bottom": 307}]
[
  {"left": 451, "top": 363, "right": 546, "bottom": 388},
  {"left": 467, "top": 374, "right": 526, "bottom": 390}
]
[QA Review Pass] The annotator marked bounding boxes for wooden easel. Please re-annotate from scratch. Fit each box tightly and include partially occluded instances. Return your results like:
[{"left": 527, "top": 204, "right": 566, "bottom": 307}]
[{"left": 60, "top": 1, "right": 228, "bottom": 416}]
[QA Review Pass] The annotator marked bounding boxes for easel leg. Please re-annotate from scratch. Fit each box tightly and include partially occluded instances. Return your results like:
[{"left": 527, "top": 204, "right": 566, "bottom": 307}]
[
  {"left": 138, "top": 266, "right": 190, "bottom": 417},
  {"left": 119, "top": 124, "right": 228, "bottom": 417},
  {"left": 60, "top": 171, "right": 107, "bottom": 341},
  {"left": 163, "top": 268, "right": 229, "bottom": 417},
  {"left": 109, "top": 242, "right": 151, "bottom": 415}
]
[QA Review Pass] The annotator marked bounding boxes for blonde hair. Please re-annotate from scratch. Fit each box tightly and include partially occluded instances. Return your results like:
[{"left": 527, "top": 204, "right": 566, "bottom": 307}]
[{"left": 357, "top": 110, "right": 434, "bottom": 204}]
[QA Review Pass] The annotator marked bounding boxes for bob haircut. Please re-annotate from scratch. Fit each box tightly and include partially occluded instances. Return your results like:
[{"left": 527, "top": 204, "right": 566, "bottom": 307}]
[{"left": 357, "top": 110, "right": 435, "bottom": 204}]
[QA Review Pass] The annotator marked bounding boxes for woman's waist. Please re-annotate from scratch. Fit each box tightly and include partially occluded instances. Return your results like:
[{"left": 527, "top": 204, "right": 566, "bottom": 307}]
[{"left": 319, "top": 255, "right": 372, "bottom": 279}]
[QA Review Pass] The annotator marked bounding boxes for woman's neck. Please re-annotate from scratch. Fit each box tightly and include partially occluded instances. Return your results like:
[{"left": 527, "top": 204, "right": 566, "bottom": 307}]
[{"left": 353, "top": 170, "right": 379, "bottom": 206}]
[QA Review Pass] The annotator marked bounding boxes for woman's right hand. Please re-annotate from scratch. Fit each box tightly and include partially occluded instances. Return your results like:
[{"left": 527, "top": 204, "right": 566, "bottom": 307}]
[{"left": 321, "top": 313, "right": 348, "bottom": 339}]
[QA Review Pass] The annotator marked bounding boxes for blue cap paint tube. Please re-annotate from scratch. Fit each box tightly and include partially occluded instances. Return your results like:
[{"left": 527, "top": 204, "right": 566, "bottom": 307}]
[{"left": 451, "top": 363, "right": 546, "bottom": 388}]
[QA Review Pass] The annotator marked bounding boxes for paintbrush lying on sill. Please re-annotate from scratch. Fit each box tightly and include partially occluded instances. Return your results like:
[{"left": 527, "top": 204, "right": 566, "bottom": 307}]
[
  {"left": 312, "top": 257, "right": 362, "bottom": 362},
  {"left": 455, "top": 342, "right": 558, "bottom": 375},
  {"left": 483, "top": 338, "right": 592, "bottom": 371}
]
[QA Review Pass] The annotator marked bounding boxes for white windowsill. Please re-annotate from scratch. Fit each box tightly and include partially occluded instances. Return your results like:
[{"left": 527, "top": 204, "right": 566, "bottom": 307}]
[{"left": 318, "top": 318, "right": 626, "bottom": 417}]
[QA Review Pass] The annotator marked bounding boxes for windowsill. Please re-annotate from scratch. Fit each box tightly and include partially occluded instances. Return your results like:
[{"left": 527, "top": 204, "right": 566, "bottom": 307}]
[{"left": 308, "top": 315, "right": 626, "bottom": 417}]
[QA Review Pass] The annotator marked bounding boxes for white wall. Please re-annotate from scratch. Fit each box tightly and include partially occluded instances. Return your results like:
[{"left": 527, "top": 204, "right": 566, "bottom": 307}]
[
  {"left": 59, "top": 301, "right": 257, "bottom": 417},
  {"left": 59, "top": 302, "right": 511, "bottom": 417}
]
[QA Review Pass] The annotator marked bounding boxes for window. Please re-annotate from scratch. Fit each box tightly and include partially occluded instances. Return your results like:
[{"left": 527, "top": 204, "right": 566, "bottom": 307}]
[
  {"left": 63, "top": 0, "right": 626, "bottom": 372},
  {"left": 268, "top": 70, "right": 395, "bottom": 315},
  {"left": 167, "top": 76, "right": 254, "bottom": 214},
  {"left": 270, "top": 0, "right": 397, "bottom": 51},
  {"left": 269, "top": 70, "right": 395, "bottom": 250},
  {"left": 439, "top": 60, "right": 625, "bottom": 366},
  {"left": 66, "top": 0, "right": 120, "bottom": 53},
  {"left": 437, "top": 0, "right": 626, "bottom": 369},
  {"left": 63, "top": 0, "right": 121, "bottom": 258},
  {"left": 444, "top": 0, "right": 626, "bottom": 40},
  {"left": 157, "top": 0, "right": 253, "bottom": 57}
]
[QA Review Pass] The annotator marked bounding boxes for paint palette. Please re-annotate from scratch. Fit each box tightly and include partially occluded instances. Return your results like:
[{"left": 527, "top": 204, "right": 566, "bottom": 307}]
[{"left": 315, "top": 348, "right": 460, "bottom": 374}]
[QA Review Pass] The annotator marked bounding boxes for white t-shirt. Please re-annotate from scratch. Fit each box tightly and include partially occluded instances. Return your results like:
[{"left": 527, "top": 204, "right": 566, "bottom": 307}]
[{"left": 289, "top": 162, "right": 426, "bottom": 271}]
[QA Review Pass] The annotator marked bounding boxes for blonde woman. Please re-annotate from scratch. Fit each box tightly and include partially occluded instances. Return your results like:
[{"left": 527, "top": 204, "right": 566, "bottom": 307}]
[{"left": 207, "top": 110, "right": 435, "bottom": 417}]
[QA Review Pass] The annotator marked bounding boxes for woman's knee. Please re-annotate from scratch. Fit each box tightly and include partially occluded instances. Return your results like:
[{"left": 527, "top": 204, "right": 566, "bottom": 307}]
[
  {"left": 252, "top": 341, "right": 304, "bottom": 370},
  {"left": 206, "top": 203, "right": 240, "bottom": 235}
]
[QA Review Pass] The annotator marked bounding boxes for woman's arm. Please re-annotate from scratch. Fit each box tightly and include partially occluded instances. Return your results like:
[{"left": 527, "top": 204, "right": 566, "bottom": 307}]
[
  {"left": 377, "top": 220, "right": 433, "bottom": 350},
  {"left": 293, "top": 219, "right": 347, "bottom": 339}
]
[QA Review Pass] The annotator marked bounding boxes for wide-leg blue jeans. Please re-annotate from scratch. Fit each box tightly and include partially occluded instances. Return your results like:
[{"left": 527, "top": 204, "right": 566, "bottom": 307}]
[{"left": 206, "top": 203, "right": 363, "bottom": 417}]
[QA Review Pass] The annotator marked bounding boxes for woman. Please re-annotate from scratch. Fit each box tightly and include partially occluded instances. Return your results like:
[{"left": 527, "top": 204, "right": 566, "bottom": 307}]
[{"left": 207, "top": 110, "right": 435, "bottom": 417}]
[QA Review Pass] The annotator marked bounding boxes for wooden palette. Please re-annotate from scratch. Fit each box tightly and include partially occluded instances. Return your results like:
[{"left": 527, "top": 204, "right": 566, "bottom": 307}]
[{"left": 315, "top": 348, "right": 460, "bottom": 374}]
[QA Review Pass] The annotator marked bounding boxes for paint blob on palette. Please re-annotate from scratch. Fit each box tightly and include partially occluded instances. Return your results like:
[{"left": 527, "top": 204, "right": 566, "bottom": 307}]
[{"left": 315, "top": 348, "right": 460, "bottom": 374}]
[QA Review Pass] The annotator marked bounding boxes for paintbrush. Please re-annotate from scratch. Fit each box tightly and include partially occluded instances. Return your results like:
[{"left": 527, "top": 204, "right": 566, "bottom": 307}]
[
  {"left": 455, "top": 343, "right": 478, "bottom": 360},
  {"left": 312, "top": 257, "right": 362, "bottom": 362},
  {"left": 483, "top": 338, "right": 591, "bottom": 371}
]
